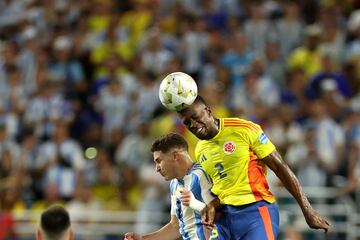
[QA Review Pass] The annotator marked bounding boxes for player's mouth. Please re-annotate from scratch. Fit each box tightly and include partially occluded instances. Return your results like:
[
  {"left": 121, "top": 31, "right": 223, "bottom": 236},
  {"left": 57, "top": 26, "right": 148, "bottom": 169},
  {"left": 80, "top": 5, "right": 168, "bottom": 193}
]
[
  {"left": 162, "top": 173, "right": 171, "bottom": 180},
  {"left": 161, "top": 171, "right": 169, "bottom": 179},
  {"left": 195, "top": 126, "right": 206, "bottom": 136}
]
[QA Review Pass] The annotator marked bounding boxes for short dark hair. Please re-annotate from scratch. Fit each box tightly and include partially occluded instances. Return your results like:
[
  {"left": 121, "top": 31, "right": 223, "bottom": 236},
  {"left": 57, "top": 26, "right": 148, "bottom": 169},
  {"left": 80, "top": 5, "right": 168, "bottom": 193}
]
[
  {"left": 178, "top": 95, "right": 208, "bottom": 114},
  {"left": 151, "top": 132, "right": 188, "bottom": 153},
  {"left": 193, "top": 95, "right": 208, "bottom": 106},
  {"left": 40, "top": 205, "right": 71, "bottom": 238}
]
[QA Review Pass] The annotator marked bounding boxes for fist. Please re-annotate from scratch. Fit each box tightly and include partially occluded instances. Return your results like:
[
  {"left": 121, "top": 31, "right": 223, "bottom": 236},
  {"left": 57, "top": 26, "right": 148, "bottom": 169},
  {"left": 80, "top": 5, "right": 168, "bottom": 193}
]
[
  {"left": 124, "top": 232, "right": 142, "bottom": 240},
  {"left": 180, "top": 188, "right": 193, "bottom": 206}
]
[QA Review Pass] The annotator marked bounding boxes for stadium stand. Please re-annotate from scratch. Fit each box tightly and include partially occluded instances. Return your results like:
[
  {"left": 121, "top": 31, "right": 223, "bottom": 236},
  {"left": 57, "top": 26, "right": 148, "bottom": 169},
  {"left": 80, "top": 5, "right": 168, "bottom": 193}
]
[{"left": 0, "top": 0, "right": 359, "bottom": 239}]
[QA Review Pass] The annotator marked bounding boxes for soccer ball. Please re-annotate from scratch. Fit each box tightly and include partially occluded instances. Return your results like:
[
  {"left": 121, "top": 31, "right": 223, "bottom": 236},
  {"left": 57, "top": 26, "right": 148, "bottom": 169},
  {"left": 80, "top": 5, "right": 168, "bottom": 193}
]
[{"left": 159, "top": 72, "right": 198, "bottom": 111}]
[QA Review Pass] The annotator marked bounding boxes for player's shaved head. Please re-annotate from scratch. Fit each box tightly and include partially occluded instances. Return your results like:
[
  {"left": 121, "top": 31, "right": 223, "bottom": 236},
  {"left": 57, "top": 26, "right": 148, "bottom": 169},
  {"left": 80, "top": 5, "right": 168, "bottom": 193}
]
[
  {"left": 178, "top": 95, "right": 208, "bottom": 114},
  {"left": 151, "top": 132, "right": 188, "bottom": 153},
  {"left": 178, "top": 95, "right": 209, "bottom": 116},
  {"left": 192, "top": 95, "right": 208, "bottom": 106}
]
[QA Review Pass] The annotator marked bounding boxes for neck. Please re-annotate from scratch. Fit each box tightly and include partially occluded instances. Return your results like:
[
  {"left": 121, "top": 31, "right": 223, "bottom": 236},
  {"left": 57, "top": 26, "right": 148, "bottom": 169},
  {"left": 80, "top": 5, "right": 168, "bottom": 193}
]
[
  {"left": 213, "top": 117, "right": 220, "bottom": 134},
  {"left": 214, "top": 118, "right": 219, "bottom": 129},
  {"left": 177, "top": 157, "right": 194, "bottom": 180}
]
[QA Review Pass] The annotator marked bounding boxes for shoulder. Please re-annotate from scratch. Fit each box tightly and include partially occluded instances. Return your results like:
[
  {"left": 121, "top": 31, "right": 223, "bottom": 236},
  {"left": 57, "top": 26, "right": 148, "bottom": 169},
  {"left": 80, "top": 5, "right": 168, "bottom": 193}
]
[
  {"left": 194, "top": 140, "right": 208, "bottom": 157},
  {"left": 190, "top": 164, "right": 211, "bottom": 183},
  {"left": 190, "top": 163, "right": 207, "bottom": 177},
  {"left": 222, "top": 118, "right": 262, "bottom": 133}
]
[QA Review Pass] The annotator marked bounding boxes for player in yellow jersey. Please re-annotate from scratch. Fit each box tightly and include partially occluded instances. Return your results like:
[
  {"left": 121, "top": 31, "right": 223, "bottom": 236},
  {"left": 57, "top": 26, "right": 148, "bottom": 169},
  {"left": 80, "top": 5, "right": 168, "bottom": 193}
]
[{"left": 178, "top": 96, "right": 330, "bottom": 239}]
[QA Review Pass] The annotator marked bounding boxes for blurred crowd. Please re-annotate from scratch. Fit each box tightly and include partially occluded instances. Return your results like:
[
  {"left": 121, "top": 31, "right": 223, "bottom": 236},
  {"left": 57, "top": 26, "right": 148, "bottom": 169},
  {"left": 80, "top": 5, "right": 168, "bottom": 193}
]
[{"left": 0, "top": 0, "right": 359, "bottom": 239}]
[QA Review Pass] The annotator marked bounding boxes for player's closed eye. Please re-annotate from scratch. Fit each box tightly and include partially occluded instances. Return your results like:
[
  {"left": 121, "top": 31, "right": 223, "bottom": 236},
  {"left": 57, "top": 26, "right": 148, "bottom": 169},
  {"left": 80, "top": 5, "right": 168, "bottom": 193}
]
[{"left": 183, "top": 118, "right": 190, "bottom": 126}]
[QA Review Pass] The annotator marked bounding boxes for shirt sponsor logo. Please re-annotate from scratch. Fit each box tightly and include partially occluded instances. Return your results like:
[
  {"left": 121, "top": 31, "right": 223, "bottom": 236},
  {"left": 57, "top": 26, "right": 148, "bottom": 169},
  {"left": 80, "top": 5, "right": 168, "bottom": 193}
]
[
  {"left": 223, "top": 141, "right": 236, "bottom": 154},
  {"left": 259, "top": 132, "right": 268, "bottom": 144}
]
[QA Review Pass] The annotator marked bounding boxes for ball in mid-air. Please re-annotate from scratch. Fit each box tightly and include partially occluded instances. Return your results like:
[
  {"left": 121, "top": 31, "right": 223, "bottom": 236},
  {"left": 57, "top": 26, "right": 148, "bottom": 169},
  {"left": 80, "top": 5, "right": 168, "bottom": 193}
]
[{"left": 159, "top": 72, "right": 198, "bottom": 111}]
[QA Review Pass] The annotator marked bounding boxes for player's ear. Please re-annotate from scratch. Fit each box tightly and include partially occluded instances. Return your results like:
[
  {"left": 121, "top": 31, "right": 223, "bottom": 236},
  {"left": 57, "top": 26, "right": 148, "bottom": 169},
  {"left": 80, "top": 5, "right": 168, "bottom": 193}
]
[
  {"left": 205, "top": 105, "right": 212, "bottom": 115},
  {"left": 172, "top": 150, "right": 181, "bottom": 162},
  {"left": 172, "top": 150, "right": 178, "bottom": 161}
]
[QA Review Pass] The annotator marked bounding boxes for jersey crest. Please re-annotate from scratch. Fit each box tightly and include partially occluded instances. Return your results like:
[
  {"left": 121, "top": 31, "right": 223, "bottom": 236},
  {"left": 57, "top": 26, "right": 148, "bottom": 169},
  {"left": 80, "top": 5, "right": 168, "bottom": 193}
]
[{"left": 223, "top": 141, "right": 236, "bottom": 154}]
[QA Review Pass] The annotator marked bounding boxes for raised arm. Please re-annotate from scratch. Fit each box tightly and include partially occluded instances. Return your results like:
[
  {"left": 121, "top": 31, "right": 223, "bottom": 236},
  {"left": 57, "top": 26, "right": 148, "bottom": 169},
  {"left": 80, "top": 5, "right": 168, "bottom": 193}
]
[
  {"left": 124, "top": 215, "right": 181, "bottom": 240},
  {"left": 259, "top": 150, "right": 330, "bottom": 232}
]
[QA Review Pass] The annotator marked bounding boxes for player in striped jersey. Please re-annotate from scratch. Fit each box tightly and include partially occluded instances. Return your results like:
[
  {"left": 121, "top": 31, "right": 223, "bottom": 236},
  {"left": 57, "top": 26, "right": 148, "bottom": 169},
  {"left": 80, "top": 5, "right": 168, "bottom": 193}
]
[
  {"left": 178, "top": 95, "right": 330, "bottom": 240},
  {"left": 124, "top": 133, "right": 220, "bottom": 240}
]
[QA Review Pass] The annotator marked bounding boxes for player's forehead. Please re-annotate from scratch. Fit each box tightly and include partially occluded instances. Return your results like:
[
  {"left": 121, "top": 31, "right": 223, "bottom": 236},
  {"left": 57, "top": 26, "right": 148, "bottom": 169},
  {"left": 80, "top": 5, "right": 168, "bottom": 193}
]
[
  {"left": 179, "top": 103, "right": 205, "bottom": 118},
  {"left": 153, "top": 150, "right": 171, "bottom": 162},
  {"left": 153, "top": 151, "right": 162, "bottom": 161}
]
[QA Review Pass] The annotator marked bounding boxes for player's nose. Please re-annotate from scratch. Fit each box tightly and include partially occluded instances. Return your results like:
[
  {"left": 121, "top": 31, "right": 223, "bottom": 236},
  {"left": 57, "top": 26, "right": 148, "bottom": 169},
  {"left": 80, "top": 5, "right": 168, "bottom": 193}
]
[
  {"left": 155, "top": 164, "right": 161, "bottom": 172},
  {"left": 189, "top": 119, "right": 198, "bottom": 129}
]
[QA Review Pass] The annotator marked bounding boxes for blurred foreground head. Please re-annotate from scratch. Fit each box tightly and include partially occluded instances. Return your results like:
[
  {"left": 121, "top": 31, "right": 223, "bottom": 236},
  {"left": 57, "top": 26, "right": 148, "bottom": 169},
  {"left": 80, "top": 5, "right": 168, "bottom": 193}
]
[{"left": 36, "top": 205, "right": 73, "bottom": 240}]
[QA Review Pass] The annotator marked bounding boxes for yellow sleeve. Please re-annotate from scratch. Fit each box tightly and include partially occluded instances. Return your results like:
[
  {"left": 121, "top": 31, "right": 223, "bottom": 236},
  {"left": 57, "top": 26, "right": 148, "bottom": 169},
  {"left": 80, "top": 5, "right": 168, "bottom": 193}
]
[{"left": 244, "top": 128, "right": 276, "bottom": 159}]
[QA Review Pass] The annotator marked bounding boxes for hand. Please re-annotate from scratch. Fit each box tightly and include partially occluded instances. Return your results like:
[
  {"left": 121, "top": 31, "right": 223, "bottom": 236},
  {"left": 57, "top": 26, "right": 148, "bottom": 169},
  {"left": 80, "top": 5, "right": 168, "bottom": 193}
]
[
  {"left": 201, "top": 204, "right": 216, "bottom": 229},
  {"left": 124, "top": 232, "right": 142, "bottom": 240},
  {"left": 304, "top": 209, "right": 330, "bottom": 233},
  {"left": 180, "top": 189, "right": 192, "bottom": 206},
  {"left": 180, "top": 189, "right": 206, "bottom": 212}
]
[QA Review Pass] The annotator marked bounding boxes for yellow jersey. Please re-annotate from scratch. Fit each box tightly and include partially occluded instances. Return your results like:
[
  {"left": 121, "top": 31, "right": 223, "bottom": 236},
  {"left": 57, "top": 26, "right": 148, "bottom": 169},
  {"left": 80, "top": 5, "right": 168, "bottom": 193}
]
[{"left": 194, "top": 118, "right": 276, "bottom": 206}]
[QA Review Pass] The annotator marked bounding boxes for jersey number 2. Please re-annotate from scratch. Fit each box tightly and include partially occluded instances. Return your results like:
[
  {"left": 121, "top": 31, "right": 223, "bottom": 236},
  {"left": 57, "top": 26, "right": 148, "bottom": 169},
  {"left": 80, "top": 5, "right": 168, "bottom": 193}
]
[{"left": 215, "top": 163, "right": 227, "bottom": 179}]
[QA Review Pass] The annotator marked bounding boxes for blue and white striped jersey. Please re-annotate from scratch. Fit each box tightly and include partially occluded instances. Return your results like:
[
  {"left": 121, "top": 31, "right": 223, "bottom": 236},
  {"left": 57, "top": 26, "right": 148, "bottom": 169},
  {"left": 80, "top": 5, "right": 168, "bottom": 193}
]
[{"left": 169, "top": 163, "right": 214, "bottom": 240}]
